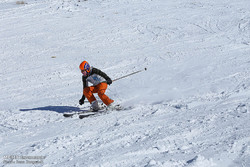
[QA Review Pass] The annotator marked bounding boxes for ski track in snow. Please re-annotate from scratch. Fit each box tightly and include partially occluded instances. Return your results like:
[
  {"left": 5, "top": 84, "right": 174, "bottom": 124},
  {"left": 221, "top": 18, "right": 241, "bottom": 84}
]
[{"left": 0, "top": 0, "right": 250, "bottom": 167}]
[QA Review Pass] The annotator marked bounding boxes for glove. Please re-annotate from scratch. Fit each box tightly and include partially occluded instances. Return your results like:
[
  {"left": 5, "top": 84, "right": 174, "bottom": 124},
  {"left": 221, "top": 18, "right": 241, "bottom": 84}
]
[
  {"left": 79, "top": 95, "right": 85, "bottom": 105},
  {"left": 106, "top": 78, "right": 112, "bottom": 85}
]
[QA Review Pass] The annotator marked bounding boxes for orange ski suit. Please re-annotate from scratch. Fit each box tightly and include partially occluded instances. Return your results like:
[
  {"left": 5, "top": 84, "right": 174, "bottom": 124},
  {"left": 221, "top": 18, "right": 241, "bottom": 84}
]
[{"left": 83, "top": 82, "right": 114, "bottom": 106}]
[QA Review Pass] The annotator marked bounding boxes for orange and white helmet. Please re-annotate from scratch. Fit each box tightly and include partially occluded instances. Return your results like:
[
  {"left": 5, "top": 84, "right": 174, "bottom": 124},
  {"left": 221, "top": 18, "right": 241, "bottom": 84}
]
[{"left": 79, "top": 61, "right": 90, "bottom": 76}]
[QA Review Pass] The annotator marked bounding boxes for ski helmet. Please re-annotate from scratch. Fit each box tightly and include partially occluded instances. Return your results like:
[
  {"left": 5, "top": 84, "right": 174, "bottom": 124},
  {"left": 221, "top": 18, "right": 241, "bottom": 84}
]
[{"left": 79, "top": 61, "right": 90, "bottom": 76}]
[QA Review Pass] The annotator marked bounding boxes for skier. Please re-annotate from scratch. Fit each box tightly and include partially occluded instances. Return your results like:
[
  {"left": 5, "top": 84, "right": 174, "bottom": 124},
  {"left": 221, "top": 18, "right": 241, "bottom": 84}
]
[{"left": 78, "top": 61, "right": 115, "bottom": 111}]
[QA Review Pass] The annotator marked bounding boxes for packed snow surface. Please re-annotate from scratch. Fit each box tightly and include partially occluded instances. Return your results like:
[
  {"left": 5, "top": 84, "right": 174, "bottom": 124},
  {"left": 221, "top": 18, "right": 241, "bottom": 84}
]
[{"left": 0, "top": 0, "right": 250, "bottom": 166}]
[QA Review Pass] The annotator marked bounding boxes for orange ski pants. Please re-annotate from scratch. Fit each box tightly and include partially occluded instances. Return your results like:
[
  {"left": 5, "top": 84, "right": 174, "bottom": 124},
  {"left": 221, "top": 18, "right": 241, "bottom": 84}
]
[{"left": 83, "top": 82, "right": 114, "bottom": 106}]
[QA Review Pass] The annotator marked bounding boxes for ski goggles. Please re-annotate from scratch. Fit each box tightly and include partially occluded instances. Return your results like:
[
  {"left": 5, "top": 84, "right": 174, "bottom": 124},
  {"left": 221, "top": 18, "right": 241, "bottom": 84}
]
[{"left": 81, "top": 69, "right": 89, "bottom": 76}]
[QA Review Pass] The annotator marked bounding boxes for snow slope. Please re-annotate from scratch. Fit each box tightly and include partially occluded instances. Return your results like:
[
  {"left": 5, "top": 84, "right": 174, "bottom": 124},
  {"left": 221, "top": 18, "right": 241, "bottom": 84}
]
[{"left": 0, "top": 0, "right": 250, "bottom": 166}]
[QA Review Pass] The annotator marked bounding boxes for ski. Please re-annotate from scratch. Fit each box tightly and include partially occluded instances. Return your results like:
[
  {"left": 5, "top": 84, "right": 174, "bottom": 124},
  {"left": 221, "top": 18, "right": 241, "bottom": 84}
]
[
  {"left": 79, "top": 114, "right": 94, "bottom": 119},
  {"left": 78, "top": 104, "right": 128, "bottom": 119},
  {"left": 63, "top": 108, "right": 101, "bottom": 117},
  {"left": 63, "top": 110, "right": 92, "bottom": 117},
  {"left": 64, "top": 104, "right": 129, "bottom": 119},
  {"left": 79, "top": 110, "right": 106, "bottom": 119},
  {"left": 64, "top": 104, "right": 106, "bottom": 118}
]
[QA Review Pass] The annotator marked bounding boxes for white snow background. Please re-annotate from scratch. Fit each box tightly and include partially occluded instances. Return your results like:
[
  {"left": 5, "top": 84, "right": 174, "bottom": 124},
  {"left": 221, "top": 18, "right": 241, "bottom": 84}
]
[{"left": 0, "top": 0, "right": 250, "bottom": 166}]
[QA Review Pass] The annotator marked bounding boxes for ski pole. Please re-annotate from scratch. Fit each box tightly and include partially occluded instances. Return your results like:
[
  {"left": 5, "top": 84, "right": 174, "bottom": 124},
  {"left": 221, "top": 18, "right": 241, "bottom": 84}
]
[{"left": 112, "top": 68, "right": 147, "bottom": 82}]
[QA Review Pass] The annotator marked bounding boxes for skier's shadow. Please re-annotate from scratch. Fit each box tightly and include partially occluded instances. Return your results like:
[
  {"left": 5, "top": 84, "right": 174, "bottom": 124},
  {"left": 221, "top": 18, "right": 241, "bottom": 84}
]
[{"left": 20, "top": 106, "right": 82, "bottom": 114}]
